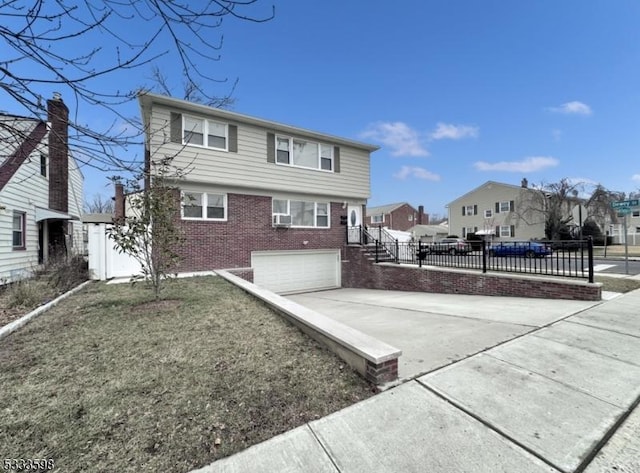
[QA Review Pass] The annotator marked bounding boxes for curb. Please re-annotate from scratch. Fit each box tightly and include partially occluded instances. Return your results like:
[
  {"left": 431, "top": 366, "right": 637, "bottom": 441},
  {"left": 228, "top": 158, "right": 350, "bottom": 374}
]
[{"left": 0, "top": 280, "right": 93, "bottom": 341}]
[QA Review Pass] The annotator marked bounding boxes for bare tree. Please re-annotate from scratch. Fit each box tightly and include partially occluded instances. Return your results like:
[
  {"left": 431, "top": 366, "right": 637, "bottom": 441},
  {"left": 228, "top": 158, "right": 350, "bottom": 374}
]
[
  {"left": 85, "top": 193, "right": 115, "bottom": 214},
  {"left": 1, "top": 1, "right": 273, "bottom": 174}
]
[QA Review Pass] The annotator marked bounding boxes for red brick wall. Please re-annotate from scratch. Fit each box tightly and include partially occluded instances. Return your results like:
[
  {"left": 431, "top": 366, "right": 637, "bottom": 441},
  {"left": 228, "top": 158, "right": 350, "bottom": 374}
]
[
  {"left": 366, "top": 204, "right": 429, "bottom": 231},
  {"left": 176, "top": 193, "right": 347, "bottom": 271},
  {"left": 342, "top": 246, "right": 601, "bottom": 301}
]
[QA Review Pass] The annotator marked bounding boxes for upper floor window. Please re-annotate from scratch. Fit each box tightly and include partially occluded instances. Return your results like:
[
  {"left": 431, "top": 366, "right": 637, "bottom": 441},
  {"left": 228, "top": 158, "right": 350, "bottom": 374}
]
[
  {"left": 12, "top": 211, "right": 25, "bottom": 249},
  {"left": 275, "top": 136, "right": 333, "bottom": 172},
  {"left": 40, "top": 154, "right": 47, "bottom": 177},
  {"left": 484, "top": 209, "right": 492, "bottom": 218},
  {"left": 183, "top": 116, "right": 228, "bottom": 151},
  {"left": 633, "top": 210, "right": 640, "bottom": 217},
  {"left": 272, "top": 199, "right": 330, "bottom": 228},
  {"left": 371, "top": 214, "right": 384, "bottom": 224},
  {"left": 182, "top": 191, "right": 227, "bottom": 220},
  {"left": 462, "top": 205, "right": 477, "bottom": 216},
  {"left": 496, "top": 201, "right": 514, "bottom": 213}
]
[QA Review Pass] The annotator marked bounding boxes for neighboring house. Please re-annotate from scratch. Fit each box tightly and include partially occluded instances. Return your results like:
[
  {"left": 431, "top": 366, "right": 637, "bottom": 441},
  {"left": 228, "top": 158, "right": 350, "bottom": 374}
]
[
  {"left": 447, "top": 180, "right": 545, "bottom": 241},
  {"left": 0, "top": 95, "right": 84, "bottom": 283},
  {"left": 365, "top": 202, "right": 429, "bottom": 231},
  {"left": 409, "top": 224, "right": 449, "bottom": 243},
  {"left": 136, "top": 93, "right": 378, "bottom": 294}
]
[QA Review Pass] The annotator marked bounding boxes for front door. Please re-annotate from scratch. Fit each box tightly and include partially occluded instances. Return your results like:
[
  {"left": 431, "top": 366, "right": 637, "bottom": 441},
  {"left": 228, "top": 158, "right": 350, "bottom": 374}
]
[{"left": 347, "top": 204, "right": 363, "bottom": 244}]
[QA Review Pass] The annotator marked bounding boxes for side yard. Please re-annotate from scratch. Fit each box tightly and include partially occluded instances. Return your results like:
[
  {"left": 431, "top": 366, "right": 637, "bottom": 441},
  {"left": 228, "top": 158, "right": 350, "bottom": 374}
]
[{"left": 0, "top": 277, "right": 375, "bottom": 472}]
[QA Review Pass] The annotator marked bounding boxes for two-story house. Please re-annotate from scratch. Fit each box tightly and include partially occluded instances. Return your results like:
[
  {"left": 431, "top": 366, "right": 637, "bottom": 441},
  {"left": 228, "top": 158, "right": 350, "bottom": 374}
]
[
  {"left": 0, "top": 94, "right": 84, "bottom": 283},
  {"left": 138, "top": 93, "right": 378, "bottom": 294},
  {"left": 448, "top": 180, "right": 545, "bottom": 241},
  {"left": 365, "top": 202, "right": 428, "bottom": 231}
]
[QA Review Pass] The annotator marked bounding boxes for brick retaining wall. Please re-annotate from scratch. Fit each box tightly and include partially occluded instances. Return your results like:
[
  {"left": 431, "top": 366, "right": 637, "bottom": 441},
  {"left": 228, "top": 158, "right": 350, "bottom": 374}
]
[{"left": 342, "top": 245, "right": 601, "bottom": 301}]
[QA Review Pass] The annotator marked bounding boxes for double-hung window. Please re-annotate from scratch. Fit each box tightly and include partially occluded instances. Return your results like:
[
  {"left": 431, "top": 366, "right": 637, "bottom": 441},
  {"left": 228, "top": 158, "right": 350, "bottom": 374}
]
[
  {"left": 182, "top": 192, "right": 227, "bottom": 220},
  {"left": 372, "top": 214, "right": 384, "bottom": 224},
  {"left": 272, "top": 199, "right": 330, "bottom": 228},
  {"left": 275, "top": 136, "right": 333, "bottom": 172},
  {"left": 12, "top": 211, "right": 25, "bottom": 249},
  {"left": 183, "top": 116, "right": 228, "bottom": 150},
  {"left": 484, "top": 209, "right": 492, "bottom": 218},
  {"left": 497, "top": 201, "right": 512, "bottom": 213},
  {"left": 500, "top": 225, "right": 512, "bottom": 237}
]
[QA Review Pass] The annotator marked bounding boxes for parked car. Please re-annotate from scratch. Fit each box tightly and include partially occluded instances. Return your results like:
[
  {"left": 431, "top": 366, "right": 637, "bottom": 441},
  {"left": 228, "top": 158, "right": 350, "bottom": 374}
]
[
  {"left": 488, "top": 241, "right": 551, "bottom": 258},
  {"left": 419, "top": 238, "right": 472, "bottom": 257}
]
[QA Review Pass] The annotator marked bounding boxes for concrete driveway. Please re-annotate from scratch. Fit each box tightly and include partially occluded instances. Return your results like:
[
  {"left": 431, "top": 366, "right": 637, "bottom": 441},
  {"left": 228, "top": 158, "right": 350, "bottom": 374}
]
[{"left": 288, "top": 288, "right": 600, "bottom": 381}]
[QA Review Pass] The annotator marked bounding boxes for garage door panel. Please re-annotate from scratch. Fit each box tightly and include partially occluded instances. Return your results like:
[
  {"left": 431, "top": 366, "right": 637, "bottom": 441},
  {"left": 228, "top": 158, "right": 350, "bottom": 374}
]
[{"left": 252, "top": 250, "right": 340, "bottom": 294}]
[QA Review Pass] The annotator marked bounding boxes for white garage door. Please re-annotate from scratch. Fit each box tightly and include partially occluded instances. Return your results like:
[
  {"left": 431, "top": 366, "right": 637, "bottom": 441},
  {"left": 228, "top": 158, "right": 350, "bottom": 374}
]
[{"left": 251, "top": 250, "right": 341, "bottom": 294}]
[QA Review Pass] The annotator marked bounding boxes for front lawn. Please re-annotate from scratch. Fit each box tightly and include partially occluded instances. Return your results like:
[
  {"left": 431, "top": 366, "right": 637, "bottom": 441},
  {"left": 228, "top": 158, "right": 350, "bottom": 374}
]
[{"left": 0, "top": 277, "right": 375, "bottom": 472}]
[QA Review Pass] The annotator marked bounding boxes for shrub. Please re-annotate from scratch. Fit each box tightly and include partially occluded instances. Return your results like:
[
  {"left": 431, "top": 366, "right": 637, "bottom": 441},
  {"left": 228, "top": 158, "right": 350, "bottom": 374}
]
[
  {"left": 5, "top": 279, "right": 41, "bottom": 309},
  {"left": 46, "top": 255, "right": 89, "bottom": 293}
]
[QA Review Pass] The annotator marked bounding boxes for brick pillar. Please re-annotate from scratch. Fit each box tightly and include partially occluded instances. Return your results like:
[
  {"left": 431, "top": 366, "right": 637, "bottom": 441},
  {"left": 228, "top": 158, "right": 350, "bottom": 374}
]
[
  {"left": 114, "top": 183, "right": 125, "bottom": 220},
  {"left": 418, "top": 205, "right": 424, "bottom": 225},
  {"left": 47, "top": 93, "right": 69, "bottom": 213}
]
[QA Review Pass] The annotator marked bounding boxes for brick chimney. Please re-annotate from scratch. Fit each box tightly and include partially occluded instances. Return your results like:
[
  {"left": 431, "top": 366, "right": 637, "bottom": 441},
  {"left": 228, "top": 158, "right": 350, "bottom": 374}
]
[
  {"left": 47, "top": 93, "right": 69, "bottom": 212},
  {"left": 114, "top": 183, "right": 125, "bottom": 220}
]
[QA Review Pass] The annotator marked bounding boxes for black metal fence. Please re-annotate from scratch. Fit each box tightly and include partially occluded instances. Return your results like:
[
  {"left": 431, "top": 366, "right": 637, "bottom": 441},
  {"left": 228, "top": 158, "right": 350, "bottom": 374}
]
[{"left": 347, "top": 226, "right": 594, "bottom": 282}]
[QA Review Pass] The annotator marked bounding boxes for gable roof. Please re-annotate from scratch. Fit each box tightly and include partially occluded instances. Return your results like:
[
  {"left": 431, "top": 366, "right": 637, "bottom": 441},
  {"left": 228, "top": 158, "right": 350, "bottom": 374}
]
[
  {"left": 138, "top": 92, "right": 380, "bottom": 152},
  {"left": 366, "top": 202, "right": 410, "bottom": 215},
  {"left": 447, "top": 180, "right": 529, "bottom": 206},
  {"left": 0, "top": 118, "right": 48, "bottom": 192}
]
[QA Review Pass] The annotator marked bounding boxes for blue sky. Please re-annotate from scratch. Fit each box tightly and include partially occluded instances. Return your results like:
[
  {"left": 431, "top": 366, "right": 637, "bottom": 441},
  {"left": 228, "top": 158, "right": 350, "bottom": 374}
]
[{"left": 5, "top": 1, "right": 640, "bottom": 216}]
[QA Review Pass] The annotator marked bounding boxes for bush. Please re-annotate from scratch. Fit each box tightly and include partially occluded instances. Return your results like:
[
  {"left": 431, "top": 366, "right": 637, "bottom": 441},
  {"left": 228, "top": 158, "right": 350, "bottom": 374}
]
[
  {"left": 5, "top": 279, "right": 42, "bottom": 309},
  {"left": 46, "top": 255, "right": 89, "bottom": 293}
]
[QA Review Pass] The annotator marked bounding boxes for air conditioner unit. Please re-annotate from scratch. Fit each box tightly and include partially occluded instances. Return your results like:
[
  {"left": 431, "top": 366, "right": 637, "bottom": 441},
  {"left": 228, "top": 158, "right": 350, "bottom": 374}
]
[{"left": 273, "top": 214, "right": 292, "bottom": 226}]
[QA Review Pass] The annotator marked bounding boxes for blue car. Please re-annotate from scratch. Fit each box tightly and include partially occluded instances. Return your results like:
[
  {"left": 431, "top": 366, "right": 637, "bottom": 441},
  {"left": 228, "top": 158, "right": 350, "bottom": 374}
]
[{"left": 489, "top": 241, "right": 551, "bottom": 258}]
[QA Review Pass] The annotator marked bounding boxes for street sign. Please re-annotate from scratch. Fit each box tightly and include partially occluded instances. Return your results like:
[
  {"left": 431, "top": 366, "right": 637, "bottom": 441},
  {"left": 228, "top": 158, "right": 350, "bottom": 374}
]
[
  {"left": 617, "top": 208, "right": 632, "bottom": 216},
  {"left": 612, "top": 199, "right": 639, "bottom": 209}
]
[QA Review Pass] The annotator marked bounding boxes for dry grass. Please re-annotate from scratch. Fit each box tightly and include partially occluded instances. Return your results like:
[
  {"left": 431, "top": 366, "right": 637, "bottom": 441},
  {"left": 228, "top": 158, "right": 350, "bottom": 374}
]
[
  {"left": 596, "top": 276, "right": 640, "bottom": 293},
  {"left": 0, "top": 277, "right": 375, "bottom": 472}
]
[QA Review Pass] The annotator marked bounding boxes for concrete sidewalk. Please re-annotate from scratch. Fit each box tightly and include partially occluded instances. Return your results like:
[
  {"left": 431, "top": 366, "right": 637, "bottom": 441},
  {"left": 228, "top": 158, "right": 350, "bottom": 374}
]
[{"left": 192, "top": 289, "right": 640, "bottom": 473}]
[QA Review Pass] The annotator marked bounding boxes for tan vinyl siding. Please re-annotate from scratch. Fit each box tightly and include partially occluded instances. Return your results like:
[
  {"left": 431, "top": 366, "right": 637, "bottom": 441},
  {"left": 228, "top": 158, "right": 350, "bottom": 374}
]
[
  {"left": 448, "top": 182, "right": 545, "bottom": 241},
  {"left": 148, "top": 106, "right": 370, "bottom": 200}
]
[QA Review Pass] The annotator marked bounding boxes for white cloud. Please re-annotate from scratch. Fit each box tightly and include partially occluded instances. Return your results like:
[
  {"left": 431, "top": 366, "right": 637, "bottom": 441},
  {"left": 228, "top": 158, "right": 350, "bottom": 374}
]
[
  {"left": 548, "top": 101, "right": 593, "bottom": 116},
  {"left": 393, "top": 166, "right": 441, "bottom": 181},
  {"left": 632, "top": 174, "right": 640, "bottom": 182},
  {"left": 429, "top": 122, "right": 479, "bottom": 140},
  {"left": 474, "top": 156, "right": 559, "bottom": 173},
  {"left": 360, "top": 122, "right": 429, "bottom": 157}
]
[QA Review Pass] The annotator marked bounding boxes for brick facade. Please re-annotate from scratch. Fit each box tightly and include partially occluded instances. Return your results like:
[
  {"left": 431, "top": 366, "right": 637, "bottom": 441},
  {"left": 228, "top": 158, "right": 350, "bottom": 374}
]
[
  {"left": 342, "top": 246, "right": 601, "bottom": 301},
  {"left": 175, "top": 193, "right": 347, "bottom": 271},
  {"left": 366, "top": 203, "right": 429, "bottom": 231}
]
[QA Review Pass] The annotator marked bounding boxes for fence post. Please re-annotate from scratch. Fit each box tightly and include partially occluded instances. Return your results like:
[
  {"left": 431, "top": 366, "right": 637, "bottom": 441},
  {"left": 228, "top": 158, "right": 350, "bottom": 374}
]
[
  {"left": 418, "top": 240, "right": 422, "bottom": 268},
  {"left": 375, "top": 239, "right": 379, "bottom": 263},
  {"left": 395, "top": 239, "right": 399, "bottom": 263},
  {"left": 482, "top": 239, "right": 487, "bottom": 274},
  {"left": 359, "top": 225, "right": 363, "bottom": 245},
  {"left": 587, "top": 236, "right": 594, "bottom": 283}
]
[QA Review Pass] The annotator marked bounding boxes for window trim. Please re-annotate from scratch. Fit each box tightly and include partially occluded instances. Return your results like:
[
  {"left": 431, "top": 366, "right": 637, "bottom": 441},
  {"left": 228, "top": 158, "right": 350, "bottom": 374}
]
[
  {"left": 465, "top": 205, "right": 475, "bottom": 216},
  {"left": 272, "top": 198, "right": 331, "bottom": 229},
  {"left": 499, "top": 225, "right": 512, "bottom": 237},
  {"left": 182, "top": 115, "right": 229, "bottom": 151},
  {"left": 181, "top": 191, "right": 228, "bottom": 221},
  {"left": 484, "top": 209, "right": 492, "bottom": 218},
  {"left": 274, "top": 135, "right": 334, "bottom": 173},
  {"left": 498, "top": 201, "right": 512, "bottom": 213},
  {"left": 371, "top": 214, "right": 384, "bottom": 224},
  {"left": 12, "top": 211, "right": 26, "bottom": 250}
]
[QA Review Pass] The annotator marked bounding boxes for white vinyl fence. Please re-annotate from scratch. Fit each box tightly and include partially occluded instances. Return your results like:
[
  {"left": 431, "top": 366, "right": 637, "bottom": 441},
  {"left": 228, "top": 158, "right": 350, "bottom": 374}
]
[{"left": 87, "top": 223, "right": 142, "bottom": 280}]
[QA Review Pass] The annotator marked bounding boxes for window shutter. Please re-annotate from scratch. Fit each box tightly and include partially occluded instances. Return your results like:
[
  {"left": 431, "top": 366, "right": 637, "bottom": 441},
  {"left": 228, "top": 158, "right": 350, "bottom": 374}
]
[
  {"left": 510, "top": 225, "right": 515, "bottom": 237},
  {"left": 266, "top": 132, "right": 275, "bottom": 163},
  {"left": 474, "top": 205, "right": 478, "bottom": 215},
  {"left": 510, "top": 200, "right": 515, "bottom": 212},
  {"left": 228, "top": 124, "right": 238, "bottom": 152},
  {"left": 170, "top": 112, "right": 182, "bottom": 143},
  {"left": 333, "top": 146, "right": 340, "bottom": 173},
  {"left": 495, "top": 202, "right": 500, "bottom": 213},
  {"left": 462, "top": 206, "right": 466, "bottom": 216},
  {"left": 495, "top": 225, "right": 500, "bottom": 236}
]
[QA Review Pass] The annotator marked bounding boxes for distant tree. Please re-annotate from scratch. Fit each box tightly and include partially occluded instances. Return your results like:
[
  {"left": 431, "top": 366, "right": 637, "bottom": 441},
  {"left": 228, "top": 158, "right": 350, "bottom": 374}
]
[
  {"left": 85, "top": 194, "right": 114, "bottom": 214},
  {"left": 585, "top": 184, "right": 625, "bottom": 229},
  {"left": 582, "top": 219, "right": 604, "bottom": 244}
]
